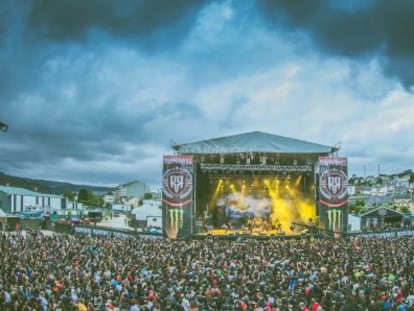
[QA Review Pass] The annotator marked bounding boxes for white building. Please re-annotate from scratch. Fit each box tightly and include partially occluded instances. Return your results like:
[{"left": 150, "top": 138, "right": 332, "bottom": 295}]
[
  {"left": 112, "top": 204, "right": 132, "bottom": 213},
  {"left": 0, "top": 185, "right": 68, "bottom": 214},
  {"left": 114, "top": 180, "right": 151, "bottom": 202},
  {"left": 348, "top": 186, "right": 356, "bottom": 196},
  {"left": 103, "top": 192, "right": 115, "bottom": 205},
  {"left": 371, "top": 186, "right": 388, "bottom": 196}
]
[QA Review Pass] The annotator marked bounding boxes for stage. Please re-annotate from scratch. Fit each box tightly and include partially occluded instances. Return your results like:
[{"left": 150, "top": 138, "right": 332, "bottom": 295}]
[
  {"left": 191, "top": 226, "right": 316, "bottom": 241},
  {"left": 163, "top": 131, "right": 346, "bottom": 240}
]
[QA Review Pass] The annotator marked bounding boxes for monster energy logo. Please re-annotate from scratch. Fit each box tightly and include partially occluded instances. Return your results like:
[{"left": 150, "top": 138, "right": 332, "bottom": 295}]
[
  {"left": 168, "top": 208, "right": 184, "bottom": 231},
  {"left": 327, "top": 209, "right": 342, "bottom": 232}
]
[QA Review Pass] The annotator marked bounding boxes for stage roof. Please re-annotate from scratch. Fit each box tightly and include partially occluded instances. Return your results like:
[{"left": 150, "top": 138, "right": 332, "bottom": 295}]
[
  {"left": 360, "top": 207, "right": 403, "bottom": 219},
  {"left": 172, "top": 131, "right": 338, "bottom": 154}
]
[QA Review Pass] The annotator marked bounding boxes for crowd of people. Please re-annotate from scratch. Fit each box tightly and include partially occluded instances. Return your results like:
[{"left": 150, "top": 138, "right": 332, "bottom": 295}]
[{"left": 1, "top": 230, "right": 414, "bottom": 310}]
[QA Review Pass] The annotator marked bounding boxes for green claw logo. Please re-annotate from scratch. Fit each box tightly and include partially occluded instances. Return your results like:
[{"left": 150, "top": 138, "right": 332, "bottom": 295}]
[{"left": 327, "top": 209, "right": 342, "bottom": 232}]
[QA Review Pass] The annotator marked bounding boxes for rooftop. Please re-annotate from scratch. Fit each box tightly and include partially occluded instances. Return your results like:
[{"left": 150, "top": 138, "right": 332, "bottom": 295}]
[
  {"left": 0, "top": 185, "right": 62, "bottom": 198},
  {"left": 172, "top": 131, "right": 337, "bottom": 155}
]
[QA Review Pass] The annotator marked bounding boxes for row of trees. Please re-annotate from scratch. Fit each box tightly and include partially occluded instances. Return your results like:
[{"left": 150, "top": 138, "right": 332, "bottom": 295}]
[
  {"left": 62, "top": 189, "right": 155, "bottom": 209},
  {"left": 63, "top": 188, "right": 105, "bottom": 208}
]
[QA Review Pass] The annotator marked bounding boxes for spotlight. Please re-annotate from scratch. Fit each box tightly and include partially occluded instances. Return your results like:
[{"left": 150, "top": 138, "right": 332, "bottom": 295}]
[{"left": 0, "top": 121, "right": 8, "bottom": 132}]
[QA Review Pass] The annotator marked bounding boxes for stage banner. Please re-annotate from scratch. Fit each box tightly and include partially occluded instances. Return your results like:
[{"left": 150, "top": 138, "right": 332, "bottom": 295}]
[
  {"left": 162, "top": 155, "right": 194, "bottom": 239},
  {"left": 318, "top": 157, "right": 349, "bottom": 234}
]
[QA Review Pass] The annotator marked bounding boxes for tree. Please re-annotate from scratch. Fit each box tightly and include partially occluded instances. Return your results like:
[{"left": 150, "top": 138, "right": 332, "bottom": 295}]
[
  {"left": 409, "top": 172, "right": 414, "bottom": 184},
  {"left": 401, "top": 206, "right": 410, "bottom": 214},
  {"left": 352, "top": 205, "right": 364, "bottom": 214},
  {"left": 63, "top": 188, "right": 75, "bottom": 201},
  {"left": 78, "top": 188, "right": 104, "bottom": 208},
  {"left": 144, "top": 192, "right": 153, "bottom": 200},
  {"left": 78, "top": 188, "right": 90, "bottom": 203}
]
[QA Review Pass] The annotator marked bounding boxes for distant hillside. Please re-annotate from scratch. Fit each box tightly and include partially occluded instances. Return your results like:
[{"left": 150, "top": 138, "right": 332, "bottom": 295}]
[{"left": 0, "top": 172, "right": 114, "bottom": 195}]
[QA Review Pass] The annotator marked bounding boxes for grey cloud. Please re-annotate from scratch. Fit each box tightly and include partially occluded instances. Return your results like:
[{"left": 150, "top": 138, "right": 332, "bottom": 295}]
[
  {"left": 257, "top": 0, "right": 414, "bottom": 89},
  {"left": 28, "top": 0, "right": 208, "bottom": 44}
]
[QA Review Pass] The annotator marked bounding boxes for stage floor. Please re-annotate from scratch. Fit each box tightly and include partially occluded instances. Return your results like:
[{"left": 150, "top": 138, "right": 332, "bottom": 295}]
[{"left": 195, "top": 228, "right": 306, "bottom": 239}]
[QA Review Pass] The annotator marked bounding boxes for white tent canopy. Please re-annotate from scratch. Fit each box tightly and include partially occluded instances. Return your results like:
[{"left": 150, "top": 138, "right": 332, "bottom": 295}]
[
  {"left": 131, "top": 200, "right": 162, "bottom": 221},
  {"left": 172, "top": 131, "right": 337, "bottom": 154}
]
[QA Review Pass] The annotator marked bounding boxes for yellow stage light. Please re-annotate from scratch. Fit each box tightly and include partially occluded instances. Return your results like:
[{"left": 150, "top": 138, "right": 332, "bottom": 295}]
[{"left": 295, "top": 175, "right": 302, "bottom": 187}]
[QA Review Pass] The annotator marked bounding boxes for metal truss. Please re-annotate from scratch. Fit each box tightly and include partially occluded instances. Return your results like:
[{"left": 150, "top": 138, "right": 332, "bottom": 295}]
[{"left": 200, "top": 163, "right": 312, "bottom": 173}]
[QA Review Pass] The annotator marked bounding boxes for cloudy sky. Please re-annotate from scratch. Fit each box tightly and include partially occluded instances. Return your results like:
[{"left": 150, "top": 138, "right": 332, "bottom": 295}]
[{"left": 0, "top": 0, "right": 413, "bottom": 188}]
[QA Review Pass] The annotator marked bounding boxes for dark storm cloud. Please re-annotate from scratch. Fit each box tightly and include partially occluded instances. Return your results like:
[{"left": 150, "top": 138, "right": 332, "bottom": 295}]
[
  {"left": 257, "top": 0, "right": 414, "bottom": 89},
  {"left": 0, "top": 0, "right": 413, "bottom": 187},
  {"left": 0, "top": 0, "right": 205, "bottom": 169},
  {"left": 28, "top": 0, "right": 208, "bottom": 43}
]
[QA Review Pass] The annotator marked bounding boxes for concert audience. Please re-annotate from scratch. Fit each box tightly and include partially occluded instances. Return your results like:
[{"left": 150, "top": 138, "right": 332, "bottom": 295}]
[{"left": 1, "top": 230, "right": 414, "bottom": 310}]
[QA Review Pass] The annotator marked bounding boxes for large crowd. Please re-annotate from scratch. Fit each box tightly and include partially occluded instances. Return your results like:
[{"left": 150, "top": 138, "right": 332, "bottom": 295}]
[{"left": 1, "top": 230, "right": 414, "bottom": 311}]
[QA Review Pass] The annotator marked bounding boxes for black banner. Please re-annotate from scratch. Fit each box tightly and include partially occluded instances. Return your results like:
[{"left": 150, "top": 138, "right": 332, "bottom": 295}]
[
  {"left": 318, "top": 157, "right": 349, "bottom": 234},
  {"left": 162, "top": 155, "right": 194, "bottom": 239}
]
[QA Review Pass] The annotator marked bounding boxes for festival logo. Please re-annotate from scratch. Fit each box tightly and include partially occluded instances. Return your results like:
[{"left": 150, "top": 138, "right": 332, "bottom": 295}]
[
  {"left": 319, "top": 168, "right": 348, "bottom": 204},
  {"left": 162, "top": 167, "right": 193, "bottom": 201}
]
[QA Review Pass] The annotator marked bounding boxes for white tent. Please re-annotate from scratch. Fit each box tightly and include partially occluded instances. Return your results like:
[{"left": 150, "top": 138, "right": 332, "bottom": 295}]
[
  {"left": 131, "top": 200, "right": 162, "bottom": 228},
  {"left": 348, "top": 214, "right": 361, "bottom": 232}
]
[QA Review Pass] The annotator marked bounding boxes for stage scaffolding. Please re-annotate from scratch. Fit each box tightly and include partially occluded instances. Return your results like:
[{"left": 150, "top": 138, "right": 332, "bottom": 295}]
[{"left": 200, "top": 163, "right": 312, "bottom": 173}]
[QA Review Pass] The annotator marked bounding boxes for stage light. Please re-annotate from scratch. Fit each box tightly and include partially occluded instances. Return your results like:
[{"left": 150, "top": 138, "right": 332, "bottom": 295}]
[
  {"left": 0, "top": 121, "right": 8, "bottom": 132},
  {"left": 295, "top": 175, "right": 302, "bottom": 187}
]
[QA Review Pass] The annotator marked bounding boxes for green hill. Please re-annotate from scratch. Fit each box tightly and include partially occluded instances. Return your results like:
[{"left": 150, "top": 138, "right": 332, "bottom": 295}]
[{"left": 0, "top": 171, "right": 114, "bottom": 195}]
